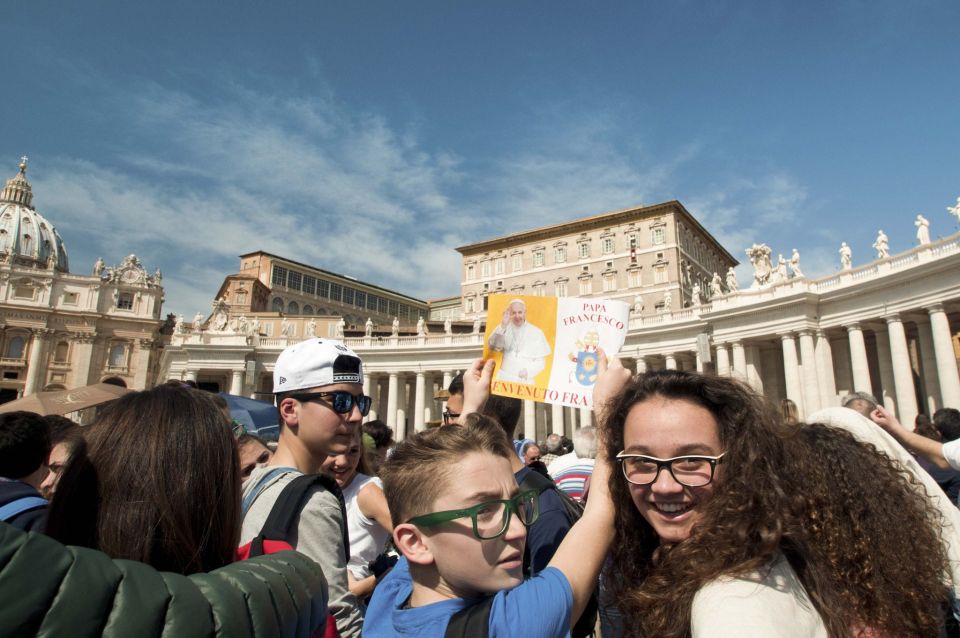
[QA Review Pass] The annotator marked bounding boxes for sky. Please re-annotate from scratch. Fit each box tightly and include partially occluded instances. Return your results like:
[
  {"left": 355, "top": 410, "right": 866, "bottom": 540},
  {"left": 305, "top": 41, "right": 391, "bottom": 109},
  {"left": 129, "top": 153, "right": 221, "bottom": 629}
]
[{"left": 1, "top": 1, "right": 958, "bottom": 317}]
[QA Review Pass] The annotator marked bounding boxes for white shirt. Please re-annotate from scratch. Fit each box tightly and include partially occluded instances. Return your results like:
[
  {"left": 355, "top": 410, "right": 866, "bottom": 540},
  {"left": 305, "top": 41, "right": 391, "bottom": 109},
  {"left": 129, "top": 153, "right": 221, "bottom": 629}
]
[
  {"left": 488, "top": 321, "right": 552, "bottom": 383},
  {"left": 341, "top": 473, "right": 391, "bottom": 580}
]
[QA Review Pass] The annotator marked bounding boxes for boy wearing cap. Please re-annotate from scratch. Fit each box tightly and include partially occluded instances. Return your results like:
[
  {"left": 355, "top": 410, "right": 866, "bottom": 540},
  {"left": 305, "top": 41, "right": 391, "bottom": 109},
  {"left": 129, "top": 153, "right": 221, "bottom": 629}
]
[{"left": 240, "top": 338, "right": 369, "bottom": 638}]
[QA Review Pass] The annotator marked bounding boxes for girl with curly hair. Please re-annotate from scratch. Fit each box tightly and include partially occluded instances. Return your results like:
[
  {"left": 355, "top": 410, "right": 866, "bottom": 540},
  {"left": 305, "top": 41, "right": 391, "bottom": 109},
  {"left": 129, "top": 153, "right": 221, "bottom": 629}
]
[{"left": 603, "top": 369, "right": 952, "bottom": 637}]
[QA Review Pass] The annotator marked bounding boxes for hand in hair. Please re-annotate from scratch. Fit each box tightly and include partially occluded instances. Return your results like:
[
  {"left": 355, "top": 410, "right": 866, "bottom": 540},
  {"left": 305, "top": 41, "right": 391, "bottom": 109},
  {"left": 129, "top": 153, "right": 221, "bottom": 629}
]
[{"left": 458, "top": 358, "right": 495, "bottom": 424}]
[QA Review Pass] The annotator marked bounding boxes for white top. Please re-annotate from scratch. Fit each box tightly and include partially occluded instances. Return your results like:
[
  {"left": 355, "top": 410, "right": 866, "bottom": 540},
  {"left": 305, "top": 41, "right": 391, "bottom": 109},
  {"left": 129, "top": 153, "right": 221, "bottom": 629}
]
[
  {"left": 691, "top": 554, "right": 828, "bottom": 637},
  {"left": 342, "top": 473, "right": 391, "bottom": 580},
  {"left": 943, "top": 439, "right": 960, "bottom": 471}
]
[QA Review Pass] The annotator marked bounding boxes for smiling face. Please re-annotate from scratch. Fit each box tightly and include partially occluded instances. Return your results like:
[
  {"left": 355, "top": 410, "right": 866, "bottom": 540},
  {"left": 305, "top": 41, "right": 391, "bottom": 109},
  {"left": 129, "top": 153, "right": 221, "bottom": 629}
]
[
  {"left": 321, "top": 430, "right": 362, "bottom": 488},
  {"left": 622, "top": 395, "right": 723, "bottom": 544},
  {"left": 418, "top": 451, "right": 527, "bottom": 599},
  {"left": 507, "top": 302, "right": 526, "bottom": 327}
]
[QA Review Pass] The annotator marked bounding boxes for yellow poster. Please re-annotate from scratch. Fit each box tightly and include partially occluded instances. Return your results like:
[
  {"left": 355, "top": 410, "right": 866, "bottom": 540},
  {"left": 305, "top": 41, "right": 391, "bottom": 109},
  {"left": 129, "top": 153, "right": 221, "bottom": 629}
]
[{"left": 483, "top": 294, "right": 630, "bottom": 409}]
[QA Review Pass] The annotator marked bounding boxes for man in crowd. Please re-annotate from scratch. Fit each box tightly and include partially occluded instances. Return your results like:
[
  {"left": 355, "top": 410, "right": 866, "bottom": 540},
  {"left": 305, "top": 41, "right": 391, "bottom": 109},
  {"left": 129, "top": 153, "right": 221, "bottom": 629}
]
[
  {"left": 548, "top": 427, "right": 597, "bottom": 502},
  {"left": 0, "top": 411, "right": 50, "bottom": 531},
  {"left": 488, "top": 299, "right": 552, "bottom": 384},
  {"left": 842, "top": 391, "right": 878, "bottom": 418},
  {"left": 540, "top": 432, "right": 563, "bottom": 466},
  {"left": 239, "top": 339, "right": 365, "bottom": 637}
]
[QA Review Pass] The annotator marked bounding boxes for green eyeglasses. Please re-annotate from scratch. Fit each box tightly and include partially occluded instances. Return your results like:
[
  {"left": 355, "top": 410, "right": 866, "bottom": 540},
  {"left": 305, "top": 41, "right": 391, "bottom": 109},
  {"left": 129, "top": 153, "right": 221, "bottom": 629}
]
[{"left": 407, "top": 489, "right": 540, "bottom": 540}]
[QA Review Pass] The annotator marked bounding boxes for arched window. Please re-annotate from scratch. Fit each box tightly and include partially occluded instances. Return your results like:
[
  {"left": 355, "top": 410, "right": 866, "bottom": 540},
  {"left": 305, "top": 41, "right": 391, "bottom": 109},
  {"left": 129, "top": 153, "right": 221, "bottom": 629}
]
[
  {"left": 6, "top": 336, "right": 25, "bottom": 359},
  {"left": 54, "top": 341, "right": 69, "bottom": 363},
  {"left": 287, "top": 301, "right": 299, "bottom": 315},
  {"left": 109, "top": 344, "right": 126, "bottom": 368},
  {"left": 271, "top": 297, "right": 284, "bottom": 312},
  {"left": 21, "top": 234, "right": 32, "bottom": 254},
  {"left": 303, "top": 304, "right": 314, "bottom": 315}
]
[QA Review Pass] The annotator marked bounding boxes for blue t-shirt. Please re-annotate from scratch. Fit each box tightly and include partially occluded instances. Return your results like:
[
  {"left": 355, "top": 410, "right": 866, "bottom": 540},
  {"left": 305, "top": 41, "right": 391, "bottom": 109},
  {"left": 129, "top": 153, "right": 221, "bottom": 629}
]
[{"left": 362, "top": 557, "right": 573, "bottom": 637}]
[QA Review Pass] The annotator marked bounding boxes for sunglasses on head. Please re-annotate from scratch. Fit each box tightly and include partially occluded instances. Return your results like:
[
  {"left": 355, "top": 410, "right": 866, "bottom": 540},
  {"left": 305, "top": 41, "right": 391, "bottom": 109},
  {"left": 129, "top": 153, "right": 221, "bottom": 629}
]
[{"left": 289, "top": 391, "right": 372, "bottom": 416}]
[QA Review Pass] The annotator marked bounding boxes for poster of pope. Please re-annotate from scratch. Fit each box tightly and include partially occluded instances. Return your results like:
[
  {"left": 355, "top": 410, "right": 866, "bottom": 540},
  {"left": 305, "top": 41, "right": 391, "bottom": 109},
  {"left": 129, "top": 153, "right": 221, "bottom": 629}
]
[
  {"left": 484, "top": 294, "right": 630, "bottom": 409},
  {"left": 487, "top": 298, "right": 553, "bottom": 383}
]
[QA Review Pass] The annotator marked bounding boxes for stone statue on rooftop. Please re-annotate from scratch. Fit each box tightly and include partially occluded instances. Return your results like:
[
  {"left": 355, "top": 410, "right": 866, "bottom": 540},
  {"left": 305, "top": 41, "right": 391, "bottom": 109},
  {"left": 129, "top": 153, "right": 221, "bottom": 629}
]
[
  {"left": 948, "top": 197, "right": 960, "bottom": 226},
  {"left": 305, "top": 318, "right": 317, "bottom": 338},
  {"left": 662, "top": 290, "right": 672, "bottom": 312},
  {"left": 839, "top": 242, "right": 852, "bottom": 270},
  {"left": 632, "top": 294, "right": 644, "bottom": 315},
  {"left": 745, "top": 244, "right": 773, "bottom": 288},
  {"left": 710, "top": 272, "right": 723, "bottom": 298},
  {"left": 472, "top": 318, "right": 481, "bottom": 334},
  {"left": 916, "top": 214, "right": 931, "bottom": 245},
  {"left": 391, "top": 317, "right": 400, "bottom": 336},
  {"left": 416, "top": 316, "right": 426, "bottom": 336},
  {"left": 774, "top": 254, "right": 788, "bottom": 283},
  {"left": 873, "top": 230, "right": 890, "bottom": 259},
  {"left": 725, "top": 267, "right": 738, "bottom": 292},
  {"left": 444, "top": 317, "right": 452, "bottom": 335},
  {"left": 365, "top": 317, "right": 373, "bottom": 337},
  {"left": 788, "top": 249, "right": 803, "bottom": 278},
  {"left": 335, "top": 317, "right": 345, "bottom": 338},
  {"left": 690, "top": 282, "right": 701, "bottom": 307},
  {"left": 94, "top": 257, "right": 105, "bottom": 276}
]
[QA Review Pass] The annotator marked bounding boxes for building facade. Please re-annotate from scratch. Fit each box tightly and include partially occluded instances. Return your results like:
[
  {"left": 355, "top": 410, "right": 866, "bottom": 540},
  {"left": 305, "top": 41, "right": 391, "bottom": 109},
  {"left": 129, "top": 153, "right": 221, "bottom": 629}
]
[
  {"left": 0, "top": 159, "right": 165, "bottom": 402},
  {"left": 160, "top": 200, "right": 960, "bottom": 443}
]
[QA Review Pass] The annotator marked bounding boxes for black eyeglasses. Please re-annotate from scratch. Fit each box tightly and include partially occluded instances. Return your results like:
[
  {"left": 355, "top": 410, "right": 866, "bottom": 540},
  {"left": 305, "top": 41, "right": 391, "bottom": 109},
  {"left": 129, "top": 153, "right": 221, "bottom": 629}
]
[
  {"left": 442, "top": 409, "right": 461, "bottom": 425},
  {"left": 290, "top": 391, "right": 372, "bottom": 417},
  {"left": 616, "top": 452, "right": 725, "bottom": 487}
]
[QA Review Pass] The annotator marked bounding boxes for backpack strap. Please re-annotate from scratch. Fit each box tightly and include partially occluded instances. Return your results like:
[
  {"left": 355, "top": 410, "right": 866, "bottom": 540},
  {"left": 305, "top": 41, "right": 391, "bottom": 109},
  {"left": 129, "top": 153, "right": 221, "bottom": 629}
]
[
  {"left": 248, "top": 473, "right": 349, "bottom": 560},
  {"left": 0, "top": 496, "right": 47, "bottom": 522},
  {"left": 241, "top": 466, "right": 298, "bottom": 515},
  {"left": 444, "top": 596, "right": 494, "bottom": 638}
]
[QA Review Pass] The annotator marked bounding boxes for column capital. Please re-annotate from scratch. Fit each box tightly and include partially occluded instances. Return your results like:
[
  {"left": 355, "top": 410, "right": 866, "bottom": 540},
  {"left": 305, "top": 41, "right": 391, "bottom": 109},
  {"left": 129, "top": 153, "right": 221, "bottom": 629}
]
[
  {"left": 31, "top": 327, "right": 54, "bottom": 338},
  {"left": 779, "top": 333, "right": 796, "bottom": 342},
  {"left": 926, "top": 302, "right": 946, "bottom": 315},
  {"left": 797, "top": 329, "right": 816, "bottom": 338},
  {"left": 883, "top": 314, "right": 903, "bottom": 326},
  {"left": 844, "top": 322, "right": 863, "bottom": 332}
]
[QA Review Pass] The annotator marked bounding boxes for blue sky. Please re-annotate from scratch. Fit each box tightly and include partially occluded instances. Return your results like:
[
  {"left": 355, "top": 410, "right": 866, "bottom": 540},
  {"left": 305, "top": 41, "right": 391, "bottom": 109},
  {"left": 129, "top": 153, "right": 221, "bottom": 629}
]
[{"left": 1, "top": 1, "right": 958, "bottom": 317}]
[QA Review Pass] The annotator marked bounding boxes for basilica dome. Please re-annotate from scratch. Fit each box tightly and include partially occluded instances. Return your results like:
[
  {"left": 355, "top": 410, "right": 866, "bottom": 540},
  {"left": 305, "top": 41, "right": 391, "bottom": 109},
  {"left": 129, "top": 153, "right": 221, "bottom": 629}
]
[{"left": 0, "top": 157, "right": 69, "bottom": 272}]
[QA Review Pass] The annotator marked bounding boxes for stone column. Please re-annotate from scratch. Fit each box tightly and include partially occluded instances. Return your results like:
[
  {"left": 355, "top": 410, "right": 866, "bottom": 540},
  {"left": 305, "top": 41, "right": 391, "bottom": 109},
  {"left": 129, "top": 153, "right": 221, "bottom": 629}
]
[
  {"left": 551, "top": 402, "right": 565, "bottom": 436},
  {"left": 182, "top": 369, "right": 198, "bottom": 382},
  {"left": 715, "top": 344, "right": 730, "bottom": 376},
  {"left": 567, "top": 406, "right": 578, "bottom": 436},
  {"left": 523, "top": 400, "right": 536, "bottom": 440},
  {"left": 71, "top": 335, "right": 96, "bottom": 388},
  {"left": 886, "top": 315, "right": 919, "bottom": 427},
  {"left": 745, "top": 346, "right": 762, "bottom": 391},
  {"left": 362, "top": 374, "right": 373, "bottom": 422},
  {"left": 664, "top": 353, "right": 677, "bottom": 370},
  {"left": 413, "top": 372, "right": 426, "bottom": 432},
  {"left": 929, "top": 305, "right": 960, "bottom": 409},
  {"left": 781, "top": 334, "right": 804, "bottom": 415},
  {"left": 814, "top": 331, "right": 838, "bottom": 408},
  {"left": 441, "top": 370, "right": 453, "bottom": 413},
  {"left": 846, "top": 323, "right": 872, "bottom": 393},
  {"left": 874, "top": 329, "right": 897, "bottom": 413},
  {"left": 695, "top": 350, "right": 704, "bottom": 373},
  {"left": 798, "top": 331, "right": 821, "bottom": 415},
  {"left": 579, "top": 407, "right": 592, "bottom": 429},
  {"left": 230, "top": 368, "right": 244, "bottom": 395},
  {"left": 916, "top": 320, "right": 941, "bottom": 414},
  {"left": 129, "top": 339, "right": 152, "bottom": 390},
  {"left": 731, "top": 341, "right": 747, "bottom": 380},
  {"left": 635, "top": 356, "right": 647, "bottom": 374},
  {"left": 386, "top": 372, "right": 399, "bottom": 435},
  {"left": 23, "top": 329, "right": 51, "bottom": 396}
]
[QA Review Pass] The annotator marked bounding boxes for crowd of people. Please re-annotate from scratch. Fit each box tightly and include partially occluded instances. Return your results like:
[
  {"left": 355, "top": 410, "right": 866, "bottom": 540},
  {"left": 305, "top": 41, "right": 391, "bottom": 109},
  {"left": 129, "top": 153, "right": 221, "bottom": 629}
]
[{"left": 2, "top": 335, "right": 960, "bottom": 637}]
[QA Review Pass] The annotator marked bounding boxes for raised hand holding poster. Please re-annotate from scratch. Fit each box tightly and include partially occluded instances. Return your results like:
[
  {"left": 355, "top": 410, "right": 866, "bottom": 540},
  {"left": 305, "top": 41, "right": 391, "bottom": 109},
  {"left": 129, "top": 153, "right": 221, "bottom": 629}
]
[{"left": 483, "top": 294, "right": 630, "bottom": 409}]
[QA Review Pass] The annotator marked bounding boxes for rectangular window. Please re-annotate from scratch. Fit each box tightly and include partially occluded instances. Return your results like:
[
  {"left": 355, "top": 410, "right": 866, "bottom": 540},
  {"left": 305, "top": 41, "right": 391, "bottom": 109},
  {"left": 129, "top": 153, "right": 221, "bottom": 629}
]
[
  {"left": 317, "top": 280, "right": 330, "bottom": 298},
  {"left": 603, "top": 274, "right": 617, "bottom": 292},
  {"left": 495, "top": 258, "right": 505, "bottom": 275},
  {"left": 466, "top": 297, "right": 475, "bottom": 313},
  {"left": 579, "top": 278, "right": 592, "bottom": 295},
  {"left": 378, "top": 297, "right": 388, "bottom": 314},
  {"left": 579, "top": 243, "right": 590, "bottom": 259},
  {"left": 117, "top": 293, "right": 134, "bottom": 310},
  {"left": 481, "top": 261, "right": 491, "bottom": 277},
  {"left": 628, "top": 270, "right": 641, "bottom": 288},
  {"left": 62, "top": 291, "right": 79, "bottom": 305},
  {"left": 368, "top": 294, "right": 379, "bottom": 310},
  {"left": 329, "top": 283, "right": 342, "bottom": 302},
  {"left": 534, "top": 283, "right": 545, "bottom": 296},
  {"left": 602, "top": 237, "right": 614, "bottom": 254},
  {"left": 355, "top": 291, "right": 366, "bottom": 308},
  {"left": 512, "top": 254, "right": 522, "bottom": 271},
  {"left": 388, "top": 301, "right": 398, "bottom": 316},
  {"left": 271, "top": 265, "right": 288, "bottom": 287},
  {"left": 655, "top": 265, "right": 668, "bottom": 283},
  {"left": 555, "top": 281, "right": 568, "bottom": 297},
  {"left": 555, "top": 246, "right": 566, "bottom": 263},
  {"left": 287, "top": 271, "right": 302, "bottom": 291},
  {"left": 342, "top": 287, "right": 355, "bottom": 306},
  {"left": 652, "top": 227, "right": 665, "bottom": 245},
  {"left": 466, "top": 264, "right": 475, "bottom": 280},
  {"left": 302, "top": 275, "right": 316, "bottom": 295},
  {"left": 533, "top": 250, "right": 545, "bottom": 267}
]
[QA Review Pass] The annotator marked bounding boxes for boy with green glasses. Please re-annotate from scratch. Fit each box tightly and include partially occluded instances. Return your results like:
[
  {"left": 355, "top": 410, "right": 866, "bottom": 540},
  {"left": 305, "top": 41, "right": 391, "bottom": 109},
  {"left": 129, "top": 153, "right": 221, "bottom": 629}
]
[{"left": 364, "top": 356, "right": 629, "bottom": 637}]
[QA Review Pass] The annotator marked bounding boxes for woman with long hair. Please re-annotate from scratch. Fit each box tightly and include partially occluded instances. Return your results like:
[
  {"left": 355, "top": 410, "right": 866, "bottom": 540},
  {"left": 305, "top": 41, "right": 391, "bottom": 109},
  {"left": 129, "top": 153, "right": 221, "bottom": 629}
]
[
  {"left": 322, "top": 427, "right": 393, "bottom": 600},
  {"left": 603, "top": 369, "right": 951, "bottom": 637},
  {"left": 46, "top": 385, "right": 240, "bottom": 574}
]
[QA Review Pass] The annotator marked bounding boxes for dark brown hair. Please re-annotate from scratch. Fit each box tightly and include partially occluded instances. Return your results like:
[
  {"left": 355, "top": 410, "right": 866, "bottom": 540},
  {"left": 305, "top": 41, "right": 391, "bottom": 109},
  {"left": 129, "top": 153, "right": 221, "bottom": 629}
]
[
  {"left": 47, "top": 386, "right": 240, "bottom": 575},
  {"left": 381, "top": 419, "right": 513, "bottom": 527},
  {"left": 603, "top": 369, "right": 949, "bottom": 637}
]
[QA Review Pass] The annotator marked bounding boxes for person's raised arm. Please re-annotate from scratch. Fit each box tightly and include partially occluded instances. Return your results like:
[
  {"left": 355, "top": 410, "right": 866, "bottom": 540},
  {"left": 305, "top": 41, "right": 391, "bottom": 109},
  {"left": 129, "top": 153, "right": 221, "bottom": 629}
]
[
  {"left": 457, "top": 358, "right": 494, "bottom": 423},
  {"left": 547, "top": 352, "right": 631, "bottom": 628},
  {"left": 870, "top": 405, "right": 951, "bottom": 470}
]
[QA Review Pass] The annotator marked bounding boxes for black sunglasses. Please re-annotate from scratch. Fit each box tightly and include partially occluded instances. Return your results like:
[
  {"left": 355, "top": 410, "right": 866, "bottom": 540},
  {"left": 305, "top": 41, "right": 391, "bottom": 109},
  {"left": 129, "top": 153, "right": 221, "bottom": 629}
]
[{"left": 290, "top": 391, "right": 372, "bottom": 416}]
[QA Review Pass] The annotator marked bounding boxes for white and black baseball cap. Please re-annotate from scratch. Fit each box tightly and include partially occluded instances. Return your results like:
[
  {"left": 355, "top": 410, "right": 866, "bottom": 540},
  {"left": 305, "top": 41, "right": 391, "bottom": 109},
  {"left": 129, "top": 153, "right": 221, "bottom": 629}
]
[{"left": 273, "top": 339, "right": 364, "bottom": 394}]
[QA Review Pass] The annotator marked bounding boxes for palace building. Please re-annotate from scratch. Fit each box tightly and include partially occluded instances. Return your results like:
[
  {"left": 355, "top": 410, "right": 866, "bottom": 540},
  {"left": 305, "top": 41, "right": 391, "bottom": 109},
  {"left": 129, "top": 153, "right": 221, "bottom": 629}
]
[
  {"left": 161, "top": 194, "right": 960, "bottom": 443},
  {"left": 0, "top": 159, "right": 165, "bottom": 402}
]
